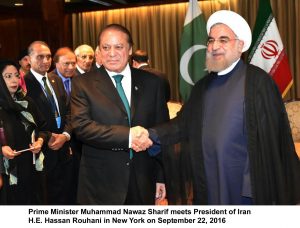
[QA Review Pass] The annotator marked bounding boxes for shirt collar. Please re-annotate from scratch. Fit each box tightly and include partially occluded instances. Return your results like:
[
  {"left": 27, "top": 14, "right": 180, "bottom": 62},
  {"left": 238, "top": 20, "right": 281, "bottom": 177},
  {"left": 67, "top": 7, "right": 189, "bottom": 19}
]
[
  {"left": 56, "top": 69, "right": 69, "bottom": 83},
  {"left": 138, "top": 63, "right": 148, "bottom": 68},
  {"left": 30, "top": 69, "right": 48, "bottom": 84},
  {"left": 106, "top": 63, "right": 131, "bottom": 79},
  {"left": 76, "top": 65, "right": 85, "bottom": 74},
  {"left": 217, "top": 58, "right": 240, "bottom": 76}
]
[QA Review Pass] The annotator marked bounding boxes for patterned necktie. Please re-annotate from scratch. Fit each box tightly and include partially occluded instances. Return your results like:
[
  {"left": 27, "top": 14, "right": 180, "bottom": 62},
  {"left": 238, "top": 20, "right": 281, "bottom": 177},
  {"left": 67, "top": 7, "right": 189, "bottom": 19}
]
[
  {"left": 113, "top": 74, "right": 133, "bottom": 159},
  {"left": 42, "top": 77, "right": 58, "bottom": 117}
]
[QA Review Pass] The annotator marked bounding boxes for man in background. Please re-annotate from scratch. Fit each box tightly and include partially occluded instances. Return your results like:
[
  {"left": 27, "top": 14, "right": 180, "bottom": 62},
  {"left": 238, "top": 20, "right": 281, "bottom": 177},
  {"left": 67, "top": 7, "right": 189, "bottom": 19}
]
[
  {"left": 74, "top": 44, "right": 94, "bottom": 76},
  {"left": 25, "top": 41, "right": 73, "bottom": 204},
  {"left": 17, "top": 49, "right": 31, "bottom": 92},
  {"left": 93, "top": 45, "right": 102, "bottom": 70},
  {"left": 132, "top": 49, "right": 170, "bottom": 102},
  {"left": 48, "top": 47, "right": 80, "bottom": 203}
]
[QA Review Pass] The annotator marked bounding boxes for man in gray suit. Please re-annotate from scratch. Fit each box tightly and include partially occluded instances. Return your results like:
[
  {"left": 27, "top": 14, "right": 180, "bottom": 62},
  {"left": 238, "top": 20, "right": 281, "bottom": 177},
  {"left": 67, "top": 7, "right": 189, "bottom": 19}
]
[{"left": 71, "top": 24, "right": 169, "bottom": 205}]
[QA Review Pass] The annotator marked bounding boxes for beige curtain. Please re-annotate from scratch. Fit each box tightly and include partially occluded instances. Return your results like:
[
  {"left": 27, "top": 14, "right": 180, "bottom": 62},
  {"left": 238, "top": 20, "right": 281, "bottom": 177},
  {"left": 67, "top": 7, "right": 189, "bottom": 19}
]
[{"left": 72, "top": 0, "right": 299, "bottom": 101}]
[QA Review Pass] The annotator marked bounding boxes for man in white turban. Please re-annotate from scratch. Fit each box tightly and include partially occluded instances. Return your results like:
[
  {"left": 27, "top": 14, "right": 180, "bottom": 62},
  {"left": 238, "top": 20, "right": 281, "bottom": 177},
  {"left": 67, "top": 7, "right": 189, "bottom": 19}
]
[{"left": 134, "top": 10, "right": 300, "bottom": 205}]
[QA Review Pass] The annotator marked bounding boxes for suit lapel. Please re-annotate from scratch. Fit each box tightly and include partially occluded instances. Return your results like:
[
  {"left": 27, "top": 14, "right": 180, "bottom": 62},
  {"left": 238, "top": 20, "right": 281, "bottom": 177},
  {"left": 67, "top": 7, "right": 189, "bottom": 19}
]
[
  {"left": 48, "top": 75, "right": 64, "bottom": 116},
  {"left": 27, "top": 72, "right": 50, "bottom": 108},
  {"left": 131, "top": 68, "right": 143, "bottom": 121},
  {"left": 95, "top": 67, "right": 128, "bottom": 115}
]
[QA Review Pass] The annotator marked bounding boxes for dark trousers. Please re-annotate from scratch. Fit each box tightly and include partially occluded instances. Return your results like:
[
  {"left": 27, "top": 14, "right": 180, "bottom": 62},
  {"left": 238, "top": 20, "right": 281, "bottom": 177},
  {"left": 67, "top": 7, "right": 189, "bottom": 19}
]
[{"left": 124, "top": 164, "right": 143, "bottom": 205}]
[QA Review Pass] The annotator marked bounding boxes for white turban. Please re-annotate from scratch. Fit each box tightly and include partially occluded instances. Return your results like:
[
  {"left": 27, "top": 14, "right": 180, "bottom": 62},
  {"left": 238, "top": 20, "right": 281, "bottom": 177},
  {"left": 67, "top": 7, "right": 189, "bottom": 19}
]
[{"left": 206, "top": 10, "right": 252, "bottom": 52}]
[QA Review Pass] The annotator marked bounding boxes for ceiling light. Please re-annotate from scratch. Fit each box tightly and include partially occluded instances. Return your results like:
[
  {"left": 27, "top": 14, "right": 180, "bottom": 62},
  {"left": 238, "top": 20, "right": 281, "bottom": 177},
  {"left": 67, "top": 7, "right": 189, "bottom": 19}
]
[
  {"left": 14, "top": 3, "right": 23, "bottom": 6},
  {"left": 88, "top": 0, "right": 112, "bottom": 6}
]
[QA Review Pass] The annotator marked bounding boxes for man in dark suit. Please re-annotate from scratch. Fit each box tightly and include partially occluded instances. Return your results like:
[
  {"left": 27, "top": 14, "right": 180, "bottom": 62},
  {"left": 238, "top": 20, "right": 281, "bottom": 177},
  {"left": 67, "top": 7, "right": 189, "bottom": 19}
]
[
  {"left": 49, "top": 47, "right": 76, "bottom": 106},
  {"left": 25, "top": 41, "right": 73, "bottom": 204},
  {"left": 48, "top": 47, "right": 80, "bottom": 204},
  {"left": 132, "top": 49, "right": 171, "bottom": 102},
  {"left": 71, "top": 24, "right": 169, "bottom": 205}
]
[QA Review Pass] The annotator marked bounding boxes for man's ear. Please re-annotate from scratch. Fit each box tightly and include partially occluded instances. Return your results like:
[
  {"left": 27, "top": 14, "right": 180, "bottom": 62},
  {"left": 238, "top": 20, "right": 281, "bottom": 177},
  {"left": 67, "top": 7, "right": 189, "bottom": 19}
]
[{"left": 238, "top": 40, "right": 245, "bottom": 53}]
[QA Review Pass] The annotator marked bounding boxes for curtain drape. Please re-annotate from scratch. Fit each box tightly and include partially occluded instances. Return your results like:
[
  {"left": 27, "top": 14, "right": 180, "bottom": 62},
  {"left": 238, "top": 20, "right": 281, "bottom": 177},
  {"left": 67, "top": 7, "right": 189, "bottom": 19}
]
[
  {"left": 71, "top": 0, "right": 299, "bottom": 204},
  {"left": 72, "top": 0, "right": 299, "bottom": 101}
]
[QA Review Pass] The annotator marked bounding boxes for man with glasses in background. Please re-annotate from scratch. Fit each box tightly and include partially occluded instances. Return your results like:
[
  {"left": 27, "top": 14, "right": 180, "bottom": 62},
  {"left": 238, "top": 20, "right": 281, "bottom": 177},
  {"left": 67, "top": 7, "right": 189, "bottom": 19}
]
[
  {"left": 25, "top": 41, "right": 73, "bottom": 204},
  {"left": 74, "top": 44, "right": 94, "bottom": 76},
  {"left": 48, "top": 47, "right": 80, "bottom": 204}
]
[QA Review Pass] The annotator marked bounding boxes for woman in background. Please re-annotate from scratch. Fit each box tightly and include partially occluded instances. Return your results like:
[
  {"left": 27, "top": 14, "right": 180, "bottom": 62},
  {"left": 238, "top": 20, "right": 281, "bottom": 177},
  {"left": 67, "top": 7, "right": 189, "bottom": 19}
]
[{"left": 0, "top": 60, "right": 50, "bottom": 204}]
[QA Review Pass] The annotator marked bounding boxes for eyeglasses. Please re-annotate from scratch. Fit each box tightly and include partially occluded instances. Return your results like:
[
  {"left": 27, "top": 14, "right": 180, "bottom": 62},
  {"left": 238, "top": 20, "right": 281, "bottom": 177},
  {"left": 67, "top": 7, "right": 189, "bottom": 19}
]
[
  {"left": 60, "top": 62, "right": 76, "bottom": 67},
  {"left": 3, "top": 73, "right": 21, "bottom": 80},
  {"left": 207, "top": 37, "right": 239, "bottom": 46},
  {"left": 78, "top": 55, "right": 94, "bottom": 60},
  {"left": 36, "top": 54, "right": 52, "bottom": 61}
]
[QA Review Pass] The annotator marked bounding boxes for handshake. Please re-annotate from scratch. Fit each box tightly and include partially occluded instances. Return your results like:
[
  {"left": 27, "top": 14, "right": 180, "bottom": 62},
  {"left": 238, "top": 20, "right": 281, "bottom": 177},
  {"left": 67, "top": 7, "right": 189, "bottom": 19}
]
[{"left": 130, "top": 126, "right": 153, "bottom": 152}]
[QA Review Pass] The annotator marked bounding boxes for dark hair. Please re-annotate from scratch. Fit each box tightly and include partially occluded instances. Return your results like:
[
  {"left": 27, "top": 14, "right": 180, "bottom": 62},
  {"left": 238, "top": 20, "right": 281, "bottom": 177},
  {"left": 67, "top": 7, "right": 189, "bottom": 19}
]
[
  {"left": 132, "top": 49, "right": 149, "bottom": 63},
  {"left": 17, "top": 49, "right": 29, "bottom": 61},
  {"left": 98, "top": 24, "right": 134, "bottom": 47},
  {"left": 0, "top": 60, "right": 24, "bottom": 111},
  {"left": 0, "top": 60, "right": 18, "bottom": 75}
]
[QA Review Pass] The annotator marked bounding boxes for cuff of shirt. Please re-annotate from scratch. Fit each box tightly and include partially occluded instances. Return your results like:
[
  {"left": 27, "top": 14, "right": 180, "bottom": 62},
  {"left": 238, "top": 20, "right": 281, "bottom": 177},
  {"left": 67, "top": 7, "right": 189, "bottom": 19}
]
[
  {"left": 128, "top": 129, "right": 132, "bottom": 148},
  {"left": 62, "top": 132, "right": 71, "bottom": 141},
  {"left": 148, "top": 128, "right": 161, "bottom": 157}
]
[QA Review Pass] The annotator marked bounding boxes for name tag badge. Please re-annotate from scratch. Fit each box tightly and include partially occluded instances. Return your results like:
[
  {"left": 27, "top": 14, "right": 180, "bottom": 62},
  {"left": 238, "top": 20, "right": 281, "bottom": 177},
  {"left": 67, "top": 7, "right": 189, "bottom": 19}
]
[{"left": 56, "top": 116, "right": 61, "bottom": 129}]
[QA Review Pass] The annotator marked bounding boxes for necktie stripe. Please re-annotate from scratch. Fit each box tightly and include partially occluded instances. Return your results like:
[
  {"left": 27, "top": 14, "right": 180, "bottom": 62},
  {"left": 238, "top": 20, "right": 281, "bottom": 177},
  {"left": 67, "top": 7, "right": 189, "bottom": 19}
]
[{"left": 42, "top": 77, "right": 58, "bottom": 117}]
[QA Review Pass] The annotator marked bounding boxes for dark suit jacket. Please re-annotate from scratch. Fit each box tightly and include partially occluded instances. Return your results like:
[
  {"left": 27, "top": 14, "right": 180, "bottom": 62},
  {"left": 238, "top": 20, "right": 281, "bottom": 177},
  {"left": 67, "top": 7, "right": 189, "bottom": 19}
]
[
  {"left": 154, "top": 63, "right": 300, "bottom": 205},
  {"left": 140, "top": 65, "right": 171, "bottom": 102},
  {"left": 48, "top": 69, "right": 81, "bottom": 204},
  {"left": 24, "top": 71, "right": 72, "bottom": 173},
  {"left": 71, "top": 66, "right": 169, "bottom": 204},
  {"left": 48, "top": 69, "right": 72, "bottom": 106},
  {"left": 48, "top": 69, "right": 82, "bottom": 157}
]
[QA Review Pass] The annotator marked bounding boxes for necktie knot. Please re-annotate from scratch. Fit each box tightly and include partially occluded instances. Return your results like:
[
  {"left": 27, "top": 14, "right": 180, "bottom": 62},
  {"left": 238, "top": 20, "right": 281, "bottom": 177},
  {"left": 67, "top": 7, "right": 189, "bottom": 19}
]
[
  {"left": 113, "top": 74, "right": 124, "bottom": 84},
  {"left": 42, "top": 77, "right": 51, "bottom": 93},
  {"left": 42, "top": 76, "right": 47, "bottom": 83}
]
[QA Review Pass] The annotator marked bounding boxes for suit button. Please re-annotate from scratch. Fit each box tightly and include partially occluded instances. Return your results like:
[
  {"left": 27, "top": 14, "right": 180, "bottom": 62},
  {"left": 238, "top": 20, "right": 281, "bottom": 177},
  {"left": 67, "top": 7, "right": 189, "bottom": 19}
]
[
  {"left": 124, "top": 117, "right": 128, "bottom": 120},
  {"left": 126, "top": 162, "right": 129, "bottom": 166}
]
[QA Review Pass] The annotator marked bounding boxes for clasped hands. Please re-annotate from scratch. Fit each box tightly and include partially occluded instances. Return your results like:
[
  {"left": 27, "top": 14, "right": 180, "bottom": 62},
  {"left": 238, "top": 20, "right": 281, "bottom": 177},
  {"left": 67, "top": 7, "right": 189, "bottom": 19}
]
[
  {"left": 48, "top": 133, "right": 68, "bottom": 150},
  {"left": 130, "top": 126, "right": 153, "bottom": 152}
]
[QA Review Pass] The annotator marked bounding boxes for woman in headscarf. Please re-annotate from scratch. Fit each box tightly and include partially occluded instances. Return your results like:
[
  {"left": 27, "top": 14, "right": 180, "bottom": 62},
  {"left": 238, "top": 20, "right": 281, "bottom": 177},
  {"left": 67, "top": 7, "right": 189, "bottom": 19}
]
[{"left": 0, "top": 60, "right": 50, "bottom": 204}]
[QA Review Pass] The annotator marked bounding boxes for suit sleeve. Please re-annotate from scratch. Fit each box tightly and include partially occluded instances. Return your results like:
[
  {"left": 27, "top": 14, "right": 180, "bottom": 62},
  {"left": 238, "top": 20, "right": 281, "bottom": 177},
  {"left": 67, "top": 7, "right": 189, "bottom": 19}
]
[
  {"left": 26, "top": 97, "right": 51, "bottom": 146},
  {"left": 152, "top": 76, "right": 170, "bottom": 183},
  {"left": 71, "top": 76, "right": 130, "bottom": 150}
]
